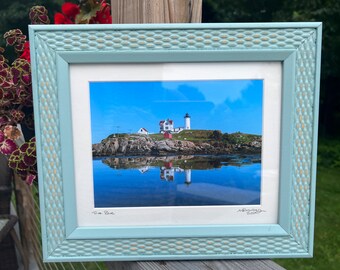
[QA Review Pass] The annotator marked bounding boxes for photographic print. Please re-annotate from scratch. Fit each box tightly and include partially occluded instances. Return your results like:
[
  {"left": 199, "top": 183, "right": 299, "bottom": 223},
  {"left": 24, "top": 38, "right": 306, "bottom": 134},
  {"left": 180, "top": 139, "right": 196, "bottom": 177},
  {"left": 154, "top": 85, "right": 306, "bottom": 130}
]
[
  {"left": 90, "top": 79, "right": 263, "bottom": 208},
  {"left": 30, "top": 23, "right": 321, "bottom": 261}
]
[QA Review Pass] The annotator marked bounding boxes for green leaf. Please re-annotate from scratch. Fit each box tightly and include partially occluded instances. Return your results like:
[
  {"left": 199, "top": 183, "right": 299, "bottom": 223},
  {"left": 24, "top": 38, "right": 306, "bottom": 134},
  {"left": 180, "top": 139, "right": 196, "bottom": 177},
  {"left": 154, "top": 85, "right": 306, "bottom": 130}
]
[{"left": 75, "top": 2, "right": 101, "bottom": 24}]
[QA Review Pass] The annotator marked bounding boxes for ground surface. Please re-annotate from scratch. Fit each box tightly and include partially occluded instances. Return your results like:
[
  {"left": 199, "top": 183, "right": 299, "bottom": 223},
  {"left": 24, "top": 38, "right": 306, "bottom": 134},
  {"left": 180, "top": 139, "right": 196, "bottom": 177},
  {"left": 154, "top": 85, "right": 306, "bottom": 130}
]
[{"left": 275, "top": 139, "right": 340, "bottom": 270}]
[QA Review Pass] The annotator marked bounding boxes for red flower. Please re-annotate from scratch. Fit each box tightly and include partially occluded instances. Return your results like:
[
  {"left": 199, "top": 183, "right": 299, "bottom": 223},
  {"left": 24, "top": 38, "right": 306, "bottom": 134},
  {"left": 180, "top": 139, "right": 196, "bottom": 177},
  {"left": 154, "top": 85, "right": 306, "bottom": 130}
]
[
  {"left": 62, "top": 2, "right": 80, "bottom": 21},
  {"left": 54, "top": 12, "right": 74, "bottom": 24},
  {"left": 19, "top": 41, "right": 30, "bottom": 62},
  {"left": 92, "top": 1, "right": 112, "bottom": 24},
  {"left": 54, "top": 2, "right": 80, "bottom": 24}
]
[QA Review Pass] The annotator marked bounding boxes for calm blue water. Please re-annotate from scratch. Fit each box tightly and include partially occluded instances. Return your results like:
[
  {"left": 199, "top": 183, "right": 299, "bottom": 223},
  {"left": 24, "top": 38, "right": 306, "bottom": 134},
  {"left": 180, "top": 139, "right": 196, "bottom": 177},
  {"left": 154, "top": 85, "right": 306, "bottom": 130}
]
[{"left": 93, "top": 157, "right": 261, "bottom": 208}]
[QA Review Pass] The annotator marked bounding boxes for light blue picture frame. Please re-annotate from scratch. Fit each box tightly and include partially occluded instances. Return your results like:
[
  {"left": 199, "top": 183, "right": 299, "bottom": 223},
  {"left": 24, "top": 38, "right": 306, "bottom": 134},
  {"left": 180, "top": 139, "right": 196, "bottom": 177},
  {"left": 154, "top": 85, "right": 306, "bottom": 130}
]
[{"left": 29, "top": 23, "right": 322, "bottom": 262}]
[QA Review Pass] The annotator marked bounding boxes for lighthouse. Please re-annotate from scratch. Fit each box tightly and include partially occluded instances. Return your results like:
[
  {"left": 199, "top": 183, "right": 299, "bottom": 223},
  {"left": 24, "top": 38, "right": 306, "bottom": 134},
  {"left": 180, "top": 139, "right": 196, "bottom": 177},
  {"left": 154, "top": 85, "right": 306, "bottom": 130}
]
[
  {"left": 184, "top": 113, "right": 191, "bottom": 130},
  {"left": 185, "top": 169, "right": 192, "bottom": 185}
]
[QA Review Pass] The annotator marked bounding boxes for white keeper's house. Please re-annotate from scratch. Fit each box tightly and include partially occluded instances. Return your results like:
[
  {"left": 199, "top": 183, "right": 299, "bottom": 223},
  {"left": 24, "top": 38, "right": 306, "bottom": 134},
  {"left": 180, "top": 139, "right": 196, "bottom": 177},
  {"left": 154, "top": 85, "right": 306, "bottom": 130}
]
[
  {"left": 159, "top": 113, "right": 191, "bottom": 134},
  {"left": 137, "top": 127, "right": 149, "bottom": 135},
  {"left": 159, "top": 119, "right": 174, "bottom": 133}
]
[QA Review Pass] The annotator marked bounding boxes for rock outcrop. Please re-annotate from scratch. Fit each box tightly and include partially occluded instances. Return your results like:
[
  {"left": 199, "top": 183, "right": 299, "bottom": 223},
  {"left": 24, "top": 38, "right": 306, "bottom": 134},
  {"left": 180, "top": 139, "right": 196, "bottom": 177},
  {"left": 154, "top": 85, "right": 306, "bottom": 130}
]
[
  {"left": 92, "top": 134, "right": 261, "bottom": 156},
  {"left": 102, "top": 154, "right": 261, "bottom": 170}
]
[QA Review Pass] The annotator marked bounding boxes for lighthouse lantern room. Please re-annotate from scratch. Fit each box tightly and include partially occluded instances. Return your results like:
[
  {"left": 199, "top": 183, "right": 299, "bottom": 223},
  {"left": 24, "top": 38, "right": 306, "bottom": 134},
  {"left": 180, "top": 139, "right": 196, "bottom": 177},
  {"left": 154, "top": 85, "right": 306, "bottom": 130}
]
[{"left": 184, "top": 113, "right": 191, "bottom": 130}]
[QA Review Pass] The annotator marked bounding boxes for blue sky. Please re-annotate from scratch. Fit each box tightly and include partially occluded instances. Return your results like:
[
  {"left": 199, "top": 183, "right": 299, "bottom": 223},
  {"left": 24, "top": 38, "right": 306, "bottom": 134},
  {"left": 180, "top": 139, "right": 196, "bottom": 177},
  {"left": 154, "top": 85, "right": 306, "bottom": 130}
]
[{"left": 90, "top": 80, "right": 263, "bottom": 143}]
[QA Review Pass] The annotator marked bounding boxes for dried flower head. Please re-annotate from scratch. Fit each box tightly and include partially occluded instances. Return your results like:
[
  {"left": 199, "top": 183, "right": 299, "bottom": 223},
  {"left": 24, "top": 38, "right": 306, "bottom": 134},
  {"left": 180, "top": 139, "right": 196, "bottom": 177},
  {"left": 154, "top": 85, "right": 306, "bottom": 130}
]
[
  {"left": 8, "top": 137, "right": 37, "bottom": 185},
  {"left": 3, "top": 125, "right": 22, "bottom": 140},
  {"left": 29, "top": 6, "right": 50, "bottom": 24},
  {"left": 0, "top": 130, "right": 17, "bottom": 155},
  {"left": 9, "top": 109, "right": 25, "bottom": 123},
  {"left": 11, "top": 58, "right": 31, "bottom": 86},
  {"left": 4, "top": 29, "right": 27, "bottom": 54}
]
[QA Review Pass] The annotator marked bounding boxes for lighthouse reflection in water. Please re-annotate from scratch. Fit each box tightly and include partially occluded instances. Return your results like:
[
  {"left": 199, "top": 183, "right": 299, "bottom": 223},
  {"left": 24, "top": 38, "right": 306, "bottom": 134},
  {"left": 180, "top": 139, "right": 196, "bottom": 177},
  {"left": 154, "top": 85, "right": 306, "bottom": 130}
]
[{"left": 93, "top": 155, "right": 261, "bottom": 208}]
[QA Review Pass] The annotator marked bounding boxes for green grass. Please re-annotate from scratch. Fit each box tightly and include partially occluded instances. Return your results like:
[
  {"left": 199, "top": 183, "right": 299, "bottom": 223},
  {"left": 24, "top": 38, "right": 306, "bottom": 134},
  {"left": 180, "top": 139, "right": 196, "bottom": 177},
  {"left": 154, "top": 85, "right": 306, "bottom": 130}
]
[
  {"left": 149, "top": 129, "right": 214, "bottom": 142},
  {"left": 149, "top": 133, "right": 165, "bottom": 141},
  {"left": 172, "top": 129, "right": 211, "bottom": 141},
  {"left": 275, "top": 139, "right": 340, "bottom": 270},
  {"left": 223, "top": 132, "right": 261, "bottom": 144},
  {"left": 149, "top": 130, "right": 261, "bottom": 144}
]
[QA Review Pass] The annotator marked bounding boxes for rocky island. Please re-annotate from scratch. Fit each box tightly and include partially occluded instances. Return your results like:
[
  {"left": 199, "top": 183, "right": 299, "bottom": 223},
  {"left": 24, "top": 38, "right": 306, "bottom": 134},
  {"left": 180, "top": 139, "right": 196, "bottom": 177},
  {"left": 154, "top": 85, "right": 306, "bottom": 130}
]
[{"left": 92, "top": 130, "right": 261, "bottom": 157}]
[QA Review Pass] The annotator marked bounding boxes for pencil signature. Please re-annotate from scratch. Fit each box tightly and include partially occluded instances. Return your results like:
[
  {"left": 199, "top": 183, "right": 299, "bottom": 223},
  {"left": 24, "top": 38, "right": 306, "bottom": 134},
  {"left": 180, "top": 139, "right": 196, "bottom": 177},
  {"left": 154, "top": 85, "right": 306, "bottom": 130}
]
[
  {"left": 91, "top": 210, "right": 115, "bottom": 216},
  {"left": 237, "top": 208, "right": 266, "bottom": 215}
]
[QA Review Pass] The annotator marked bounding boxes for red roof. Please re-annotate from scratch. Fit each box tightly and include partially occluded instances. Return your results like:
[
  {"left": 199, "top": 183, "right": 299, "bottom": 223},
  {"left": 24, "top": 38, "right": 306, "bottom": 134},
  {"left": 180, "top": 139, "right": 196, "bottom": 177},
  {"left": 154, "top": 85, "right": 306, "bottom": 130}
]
[{"left": 160, "top": 119, "right": 173, "bottom": 126}]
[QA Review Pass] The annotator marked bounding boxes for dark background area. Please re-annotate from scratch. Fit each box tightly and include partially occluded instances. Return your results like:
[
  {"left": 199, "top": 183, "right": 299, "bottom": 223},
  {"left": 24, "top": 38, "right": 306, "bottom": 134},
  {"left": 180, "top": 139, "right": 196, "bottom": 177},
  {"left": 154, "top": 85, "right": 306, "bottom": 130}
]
[
  {"left": 1, "top": 0, "right": 339, "bottom": 139},
  {"left": 202, "top": 0, "right": 340, "bottom": 140},
  {"left": 0, "top": 0, "right": 63, "bottom": 61}
]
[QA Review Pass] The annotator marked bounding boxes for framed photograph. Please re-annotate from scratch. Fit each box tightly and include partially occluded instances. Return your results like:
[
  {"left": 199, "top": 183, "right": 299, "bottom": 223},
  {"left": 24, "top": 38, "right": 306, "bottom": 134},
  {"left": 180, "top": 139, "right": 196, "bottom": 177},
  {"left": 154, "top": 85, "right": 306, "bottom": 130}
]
[{"left": 29, "top": 23, "right": 322, "bottom": 262}]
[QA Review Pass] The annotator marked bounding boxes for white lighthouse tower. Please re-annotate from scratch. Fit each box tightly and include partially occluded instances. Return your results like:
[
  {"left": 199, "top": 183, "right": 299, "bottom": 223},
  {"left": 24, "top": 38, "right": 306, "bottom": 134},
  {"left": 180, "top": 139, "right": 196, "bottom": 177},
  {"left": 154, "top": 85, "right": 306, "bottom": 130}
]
[
  {"left": 184, "top": 113, "right": 191, "bottom": 130},
  {"left": 185, "top": 169, "right": 192, "bottom": 185}
]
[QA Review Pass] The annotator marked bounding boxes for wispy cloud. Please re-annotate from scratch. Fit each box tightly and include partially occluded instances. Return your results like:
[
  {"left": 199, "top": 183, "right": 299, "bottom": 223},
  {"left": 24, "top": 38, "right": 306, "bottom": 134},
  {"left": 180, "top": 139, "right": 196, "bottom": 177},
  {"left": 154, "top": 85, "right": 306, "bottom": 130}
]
[
  {"left": 153, "top": 100, "right": 208, "bottom": 103},
  {"left": 197, "top": 80, "right": 252, "bottom": 105}
]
